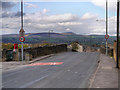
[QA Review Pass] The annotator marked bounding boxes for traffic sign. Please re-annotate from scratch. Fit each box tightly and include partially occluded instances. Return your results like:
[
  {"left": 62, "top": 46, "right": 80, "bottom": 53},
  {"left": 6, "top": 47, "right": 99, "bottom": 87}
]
[
  {"left": 14, "top": 44, "right": 18, "bottom": 49},
  {"left": 105, "top": 34, "right": 109, "bottom": 39},
  {"left": 19, "top": 28, "right": 25, "bottom": 37},
  {"left": 19, "top": 36, "right": 25, "bottom": 42}
]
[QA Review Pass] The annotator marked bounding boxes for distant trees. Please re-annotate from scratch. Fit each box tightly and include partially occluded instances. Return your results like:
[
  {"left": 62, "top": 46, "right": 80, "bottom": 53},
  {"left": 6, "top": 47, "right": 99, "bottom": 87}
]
[
  {"left": 2, "top": 43, "right": 29, "bottom": 49},
  {"left": 2, "top": 42, "right": 56, "bottom": 50},
  {"left": 2, "top": 43, "right": 14, "bottom": 49}
]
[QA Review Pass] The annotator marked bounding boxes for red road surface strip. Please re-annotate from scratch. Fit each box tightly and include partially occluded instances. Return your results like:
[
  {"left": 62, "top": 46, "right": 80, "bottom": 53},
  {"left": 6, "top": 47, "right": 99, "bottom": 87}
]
[{"left": 28, "top": 62, "right": 64, "bottom": 66}]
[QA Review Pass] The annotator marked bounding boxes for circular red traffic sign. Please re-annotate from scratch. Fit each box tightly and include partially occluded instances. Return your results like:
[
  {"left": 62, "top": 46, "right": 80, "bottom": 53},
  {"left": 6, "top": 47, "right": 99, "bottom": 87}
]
[
  {"left": 19, "top": 36, "right": 25, "bottom": 42},
  {"left": 105, "top": 34, "right": 109, "bottom": 39}
]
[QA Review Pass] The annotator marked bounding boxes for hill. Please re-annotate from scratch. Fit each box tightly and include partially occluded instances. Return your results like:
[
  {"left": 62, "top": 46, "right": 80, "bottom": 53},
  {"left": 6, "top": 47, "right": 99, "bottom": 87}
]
[
  {"left": 61, "top": 32, "right": 76, "bottom": 35},
  {"left": 25, "top": 32, "right": 66, "bottom": 38},
  {"left": 1, "top": 32, "right": 116, "bottom": 45}
]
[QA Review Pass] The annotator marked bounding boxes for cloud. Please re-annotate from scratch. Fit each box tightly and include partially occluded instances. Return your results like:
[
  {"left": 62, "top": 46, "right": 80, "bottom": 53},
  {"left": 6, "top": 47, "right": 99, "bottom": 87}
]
[
  {"left": 42, "top": 8, "right": 49, "bottom": 14},
  {"left": 66, "top": 28, "right": 70, "bottom": 31},
  {"left": 91, "top": 0, "right": 117, "bottom": 12},
  {"left": 43, "top": 13, "right": 79, "bottom": 23},
  {"left": 81, "top": 13, "right": 98, "bottom": 20},
  {"left": 2, "top": 11, "right": 26, "bottom": 18},
  {"left": 58, "top": 22, "right": 82, "bottom": 26},
  {"left": 25, "top": 3, "right": 38, "bottom": 8},
  {"left": 1, "top": 2, "right": 16, "bottom": 10},
  {"left": 1, "top": 10, "right": 117, "bottom": 36}
]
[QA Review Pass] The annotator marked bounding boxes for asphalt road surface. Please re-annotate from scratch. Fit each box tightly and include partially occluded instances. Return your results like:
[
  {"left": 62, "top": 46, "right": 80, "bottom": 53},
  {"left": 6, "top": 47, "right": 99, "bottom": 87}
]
[{"left": 2, "top": 52, "right": 100, "bottom": 88}]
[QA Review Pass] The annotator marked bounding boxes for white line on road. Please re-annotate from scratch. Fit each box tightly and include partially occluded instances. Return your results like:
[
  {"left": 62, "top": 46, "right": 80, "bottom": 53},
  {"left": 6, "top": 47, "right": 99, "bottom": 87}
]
[
  {"left": 19, "top": 75, "right": 49, "bottom": 88},
  {"left": 3, "top": 68, "right": 51, "bottom": 86}
]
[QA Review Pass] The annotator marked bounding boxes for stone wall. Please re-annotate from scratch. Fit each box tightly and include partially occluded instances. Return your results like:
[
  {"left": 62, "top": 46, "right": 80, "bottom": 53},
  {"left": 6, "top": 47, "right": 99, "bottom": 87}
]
[
  {"left": 2, "top": 44, "right": 67, "bottom": 61},
  {"left": 68, "top": 43, "right": 83, "bottom": 52},
  {"left": 83, "top": 45, "right": 100, "bottom": 52},
  {"left": 83, "top": 45, "right": 113, "bottom": 56}
]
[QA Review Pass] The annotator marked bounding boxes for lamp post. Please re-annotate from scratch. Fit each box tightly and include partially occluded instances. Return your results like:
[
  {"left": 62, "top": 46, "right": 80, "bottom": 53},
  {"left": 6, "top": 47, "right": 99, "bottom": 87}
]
[
  {"left": 116, "top": 0, "right": 119, "bottom": 68},
  {"left": 49, "top": 30, "right": 53, "bottom": 43},
  {"left": 105, "top": 0, "right": 108, "bottom": 56},
  {"left": 96, "top": 0, "right": 108, "bottom": 56}
]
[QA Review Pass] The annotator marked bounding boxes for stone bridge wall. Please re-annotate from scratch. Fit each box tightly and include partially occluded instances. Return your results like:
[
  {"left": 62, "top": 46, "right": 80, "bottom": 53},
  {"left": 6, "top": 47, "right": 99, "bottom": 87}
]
[
  {"left": 83, "top": 45, "right": 113, "bottom": 56},
  {"left": 2, "top": 44, "right": 67, "bottom": 61}
]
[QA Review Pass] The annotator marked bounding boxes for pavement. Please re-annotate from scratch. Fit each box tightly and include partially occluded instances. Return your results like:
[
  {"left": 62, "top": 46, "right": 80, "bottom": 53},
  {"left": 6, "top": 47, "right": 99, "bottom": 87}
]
[
  {"left": 2, "top": 54, "right": 54, "bottom": 72},
  {"left": 90, "top": 54, "right": 118, "bottom": 88},
  {"left": 2, "top": 52, "right": 99, "bottom": 88}
]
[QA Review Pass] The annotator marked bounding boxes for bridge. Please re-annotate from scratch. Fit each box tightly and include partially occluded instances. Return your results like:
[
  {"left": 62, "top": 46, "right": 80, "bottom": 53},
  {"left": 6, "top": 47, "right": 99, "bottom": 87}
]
[{"left": 2, "top": 52, "right": 100, "bottom": 88}]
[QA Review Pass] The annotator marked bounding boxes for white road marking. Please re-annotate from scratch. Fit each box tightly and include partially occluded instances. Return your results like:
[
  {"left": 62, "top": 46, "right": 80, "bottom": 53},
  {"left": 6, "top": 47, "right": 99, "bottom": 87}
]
[
  {"left": 67, "top": 70, "right": 70, "bottom": 72},
  {"left": 20, "top": 75, "right": 49, "bottom": 88},
  {"left": 3, "top": 68, "right": 51, "bottom": 86},
  {"left": 75, "top": 72, "right": 78, "bottom": 74}
]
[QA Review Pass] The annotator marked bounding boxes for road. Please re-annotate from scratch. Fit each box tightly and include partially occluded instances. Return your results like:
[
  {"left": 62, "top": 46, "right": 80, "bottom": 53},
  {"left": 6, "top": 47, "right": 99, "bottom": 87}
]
[{"left": 2, "top": 52, "right": 100, "bottom": 88}]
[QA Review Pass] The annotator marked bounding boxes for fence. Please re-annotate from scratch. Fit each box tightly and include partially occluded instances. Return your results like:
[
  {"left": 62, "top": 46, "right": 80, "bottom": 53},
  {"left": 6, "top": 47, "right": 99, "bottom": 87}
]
[{"left": 113, "top": 41, "right": 120, "bottom": 67}]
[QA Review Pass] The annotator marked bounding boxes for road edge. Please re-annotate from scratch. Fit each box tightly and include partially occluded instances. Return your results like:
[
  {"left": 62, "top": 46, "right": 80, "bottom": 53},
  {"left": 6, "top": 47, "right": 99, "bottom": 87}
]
[{"left": 88, "top": 53, "right": 101, "bottom": 88}]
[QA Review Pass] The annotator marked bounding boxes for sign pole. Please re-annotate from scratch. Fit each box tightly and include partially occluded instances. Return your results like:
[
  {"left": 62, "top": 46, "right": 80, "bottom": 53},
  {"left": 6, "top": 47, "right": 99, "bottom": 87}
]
[
  {"left": 21, "top": 42, "right": 23, "bottom": 61},
  {"left": 21, "top": 0, "right": 23, "bottom": 29},
  {"left": 106, "top": 0, "right": 108, "bottom": 56},
  {"left": 21, "top": 0, "right": 24, "bottom": 61}
]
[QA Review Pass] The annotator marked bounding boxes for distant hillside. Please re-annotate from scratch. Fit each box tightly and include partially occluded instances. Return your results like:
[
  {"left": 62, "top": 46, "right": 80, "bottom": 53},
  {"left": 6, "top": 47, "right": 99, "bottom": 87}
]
[
  {"left": 61, "top": 32, "right": 76, "bottom": 35},
  {"left": 2, "top": 32, "right": 66, "bottom": 38},
  {"left": 25, "top": 32, "right": 66, "bottom": 38},
  {"left": 1, "top": 32, "right": 116, "bottom": 45},
  {"left": 2, "top": 34, "right": 18, "bottom": 38}
]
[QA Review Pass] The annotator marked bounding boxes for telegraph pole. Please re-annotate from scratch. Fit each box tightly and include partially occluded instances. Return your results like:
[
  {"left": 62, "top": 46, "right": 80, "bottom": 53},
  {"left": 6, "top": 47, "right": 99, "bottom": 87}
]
[
  {"left": 116, "top": 0, "right": 119, "bottom": 68},
  {"left": 106, "top": 0, "right": 108, "bottom": 56}
]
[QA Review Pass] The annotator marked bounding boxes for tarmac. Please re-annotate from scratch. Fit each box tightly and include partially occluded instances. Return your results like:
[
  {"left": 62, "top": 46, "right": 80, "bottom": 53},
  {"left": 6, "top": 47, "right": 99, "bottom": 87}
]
[
  {"left": 2, "top": 52, "right": 99, "bottom": 88},
  {"left": 1, "top": 53, "right": 119, "bottom": 88},
  {"left": 89, "top": 54, "right": 118, "bottom": 88},
  {"left": 2, "top": 54, "right": 54, "bottom": 71}
]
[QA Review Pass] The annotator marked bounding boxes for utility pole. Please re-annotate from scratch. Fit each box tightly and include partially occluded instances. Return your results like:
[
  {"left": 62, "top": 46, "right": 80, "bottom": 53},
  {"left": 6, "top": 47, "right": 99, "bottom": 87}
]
[
  {"left": 106, "top": 0, "right": 108, "bottom": 56},
  {"left": 116, "top": 0, "right": 119, "bottom": 68}
]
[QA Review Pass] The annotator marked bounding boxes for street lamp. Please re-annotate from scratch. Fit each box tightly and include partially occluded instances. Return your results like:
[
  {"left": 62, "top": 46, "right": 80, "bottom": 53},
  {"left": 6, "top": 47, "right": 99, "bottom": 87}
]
[
  {"left": 49, "top": 30, "right": 53, "bottom": 43},
  {"left": 96, "top": 19, "right": 105, "bottom": 22},
  {"left": 96, "top": 0, "right": 108, "bottom": 56},
  {"left": 105, "top": 0, "right": 108, "bottom": 56}
]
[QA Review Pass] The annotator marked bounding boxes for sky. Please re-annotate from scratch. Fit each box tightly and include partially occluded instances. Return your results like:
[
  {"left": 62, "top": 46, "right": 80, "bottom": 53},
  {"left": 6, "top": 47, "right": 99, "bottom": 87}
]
[{"left": 0, "top": 0, "right": 119, "bottom": 35}]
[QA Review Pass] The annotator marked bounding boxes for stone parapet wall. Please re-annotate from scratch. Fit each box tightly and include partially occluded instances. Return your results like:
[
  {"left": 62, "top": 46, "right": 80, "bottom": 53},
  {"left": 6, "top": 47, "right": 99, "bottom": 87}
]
[{"left": 2, "top": 44, "right": 67, "bottom": 61}]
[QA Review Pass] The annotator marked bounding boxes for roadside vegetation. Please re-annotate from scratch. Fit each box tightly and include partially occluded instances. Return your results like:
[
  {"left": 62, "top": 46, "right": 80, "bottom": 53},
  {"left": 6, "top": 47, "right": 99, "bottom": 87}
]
[{"left": 2, "top": 42, "right": 56, "bottom": 49}]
